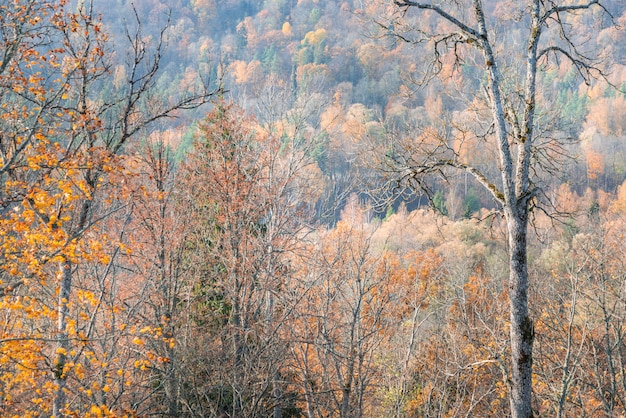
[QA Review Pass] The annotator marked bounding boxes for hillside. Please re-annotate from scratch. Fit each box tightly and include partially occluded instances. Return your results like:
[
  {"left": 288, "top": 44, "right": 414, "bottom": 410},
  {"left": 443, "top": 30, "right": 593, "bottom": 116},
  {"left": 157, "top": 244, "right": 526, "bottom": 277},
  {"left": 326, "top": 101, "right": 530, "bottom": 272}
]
[{"left": 0, "top": 0, "right": 625, "bottom": 416}]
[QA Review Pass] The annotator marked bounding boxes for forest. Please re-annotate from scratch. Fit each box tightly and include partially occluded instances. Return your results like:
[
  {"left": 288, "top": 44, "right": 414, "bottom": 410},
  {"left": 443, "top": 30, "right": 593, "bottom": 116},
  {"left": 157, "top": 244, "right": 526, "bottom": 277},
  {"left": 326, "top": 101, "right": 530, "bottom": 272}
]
[{"left": 1, "top": 0, "right": 626, "bottom": 416}]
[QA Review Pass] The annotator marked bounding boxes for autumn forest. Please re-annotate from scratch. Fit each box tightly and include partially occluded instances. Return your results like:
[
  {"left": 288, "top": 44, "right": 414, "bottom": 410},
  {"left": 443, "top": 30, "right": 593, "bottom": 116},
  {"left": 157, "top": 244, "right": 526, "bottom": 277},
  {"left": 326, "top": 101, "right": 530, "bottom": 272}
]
[{"left": 1, "top": 0, "right": 626, "bottom": 417}]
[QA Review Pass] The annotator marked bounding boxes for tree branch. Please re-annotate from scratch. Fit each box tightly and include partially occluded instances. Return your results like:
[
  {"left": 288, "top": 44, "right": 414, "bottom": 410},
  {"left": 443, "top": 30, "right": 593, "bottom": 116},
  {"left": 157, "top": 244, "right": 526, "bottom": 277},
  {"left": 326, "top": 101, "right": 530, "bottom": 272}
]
[
  {"left": 541, "top": 0, "right": 605, "bottom": 26},
  {"left": 537, "top": 46, "right": 603, "bottom": 84},
  {"left": 389, "top": 156, "right": 505, "bottom": 205},
  {"left": 394, "top": 0, "right": 484, "bottom": 41}
]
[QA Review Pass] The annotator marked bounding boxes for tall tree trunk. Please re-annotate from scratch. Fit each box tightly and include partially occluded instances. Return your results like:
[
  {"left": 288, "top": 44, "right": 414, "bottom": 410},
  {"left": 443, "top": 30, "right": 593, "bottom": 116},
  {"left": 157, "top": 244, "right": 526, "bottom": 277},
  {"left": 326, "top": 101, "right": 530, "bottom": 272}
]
[
  {"left": 53, "top": 197, "right": 91, "bottom": 417},
  {"left": 507, "top": 210, "right": 534, "bottom": 418},
  {"left": 231, "top": 284, "right": 245, "bottom": 416}
]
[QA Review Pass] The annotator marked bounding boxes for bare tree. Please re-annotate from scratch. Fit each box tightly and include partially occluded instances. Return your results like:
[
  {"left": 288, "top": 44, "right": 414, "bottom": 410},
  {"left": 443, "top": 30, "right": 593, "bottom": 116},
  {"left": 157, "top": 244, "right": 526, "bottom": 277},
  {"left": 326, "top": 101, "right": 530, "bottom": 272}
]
[
  {"left": 50, "top": 4, "right": 220, "bottom": 415},
  {"left": 367, "top": 1, "right": 618, "bottom": 416},
  {"left": 287, "top": 198, "right": 402, "bottom": 418}
]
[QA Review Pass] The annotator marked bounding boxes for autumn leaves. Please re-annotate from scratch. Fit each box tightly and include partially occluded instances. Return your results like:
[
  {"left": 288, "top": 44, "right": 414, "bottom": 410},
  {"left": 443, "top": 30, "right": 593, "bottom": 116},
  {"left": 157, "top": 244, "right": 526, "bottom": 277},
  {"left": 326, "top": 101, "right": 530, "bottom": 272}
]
[{"left": 0, "top": 0, "right": 218, "bottom": 415}]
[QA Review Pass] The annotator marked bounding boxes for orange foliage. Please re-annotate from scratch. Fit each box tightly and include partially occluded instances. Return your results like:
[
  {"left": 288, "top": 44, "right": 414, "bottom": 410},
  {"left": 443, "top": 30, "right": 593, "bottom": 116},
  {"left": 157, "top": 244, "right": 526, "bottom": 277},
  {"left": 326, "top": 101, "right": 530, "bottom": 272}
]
[
  {"left": 609, "top": 180, "right": 626, "bottom": 215},
  {"left": 585, "top": 150, "right": 605, "bottom": 181},
  {"left": 585, "top": 95, "right": 626, "bottom": 136},
  {"left": 229, "top": 60, "right": 264, "bottom": 85},
  {"left": 0, "top": 1, "right": 192, "bottom": 414}
]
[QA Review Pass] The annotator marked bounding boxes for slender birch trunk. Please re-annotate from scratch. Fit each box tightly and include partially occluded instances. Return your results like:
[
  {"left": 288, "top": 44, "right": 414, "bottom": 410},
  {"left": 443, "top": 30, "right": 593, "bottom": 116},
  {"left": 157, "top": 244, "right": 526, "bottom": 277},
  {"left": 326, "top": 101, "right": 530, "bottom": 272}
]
[{"left": 53, "top": 260, "right": 73, "bottom": 417}]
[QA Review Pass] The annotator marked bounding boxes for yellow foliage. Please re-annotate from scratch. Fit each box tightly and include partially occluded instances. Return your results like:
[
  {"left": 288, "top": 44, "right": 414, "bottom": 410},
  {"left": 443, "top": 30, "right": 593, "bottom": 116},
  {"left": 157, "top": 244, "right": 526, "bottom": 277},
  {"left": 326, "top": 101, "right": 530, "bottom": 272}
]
[
  {"left": 302, "top": 29, "right": 327, "bottom": 46},
  {"left": 282, "top": 21, "right": 293, "bottom": 36},
  {"left": 295, "top": 63, "right": 329, "bottom": 84}
]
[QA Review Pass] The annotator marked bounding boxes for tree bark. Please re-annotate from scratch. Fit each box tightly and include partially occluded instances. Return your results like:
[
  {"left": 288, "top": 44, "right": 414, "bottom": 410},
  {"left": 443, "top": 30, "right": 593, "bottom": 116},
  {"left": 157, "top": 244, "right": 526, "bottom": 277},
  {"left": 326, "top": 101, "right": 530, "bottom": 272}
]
[
  {"left": 53, "top": 260, "right": 73, "bottom": 418},
  {"left": 506, "top": 209, "right": 534, "bottom": 418}
]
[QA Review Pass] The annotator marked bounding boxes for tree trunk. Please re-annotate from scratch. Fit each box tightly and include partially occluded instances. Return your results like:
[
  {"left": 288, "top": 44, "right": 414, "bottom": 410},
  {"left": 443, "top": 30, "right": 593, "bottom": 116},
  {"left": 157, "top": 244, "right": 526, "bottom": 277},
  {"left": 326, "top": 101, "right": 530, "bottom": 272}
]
[
  {"left": 507, "top": 210, "right": 534, "bottom": 418},
  {"left": 164, "top": 317, "right": 178, "bottom": 417},
  {"left": 231, "top": 288, "right": 245, "bottom": 416},
  {"left": 53, "top": 260, "right": 72, "bottom": 417},
  {"left": 340, "top": 382, "right": 352, "bottom": 418}
]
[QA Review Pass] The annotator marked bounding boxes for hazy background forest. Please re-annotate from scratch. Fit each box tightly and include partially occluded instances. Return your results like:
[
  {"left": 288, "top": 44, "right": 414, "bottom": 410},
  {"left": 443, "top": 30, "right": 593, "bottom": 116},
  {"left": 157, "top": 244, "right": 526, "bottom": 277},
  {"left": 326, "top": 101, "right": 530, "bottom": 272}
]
[
  {"left": 102, "top": 0, "right": 626, "bottom": 212},
  {"left": 1, "top": 0, "right": 626, "bottom": 416}
]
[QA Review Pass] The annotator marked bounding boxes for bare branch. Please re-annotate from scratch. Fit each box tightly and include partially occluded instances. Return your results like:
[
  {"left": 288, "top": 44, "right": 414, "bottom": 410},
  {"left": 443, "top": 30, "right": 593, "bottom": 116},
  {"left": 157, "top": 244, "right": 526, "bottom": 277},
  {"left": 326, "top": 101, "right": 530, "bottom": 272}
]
[
  {"left": 108, "top": 6, "right": 222, "bottom": 154},
  {"left": 394, "top": 0, "right": 484, "bottom": 41},
  {"left": 538, "top": 46, "right": 605, "bottom": 85},
  {"left": 541, "top": 0, "right": 607, "bottom": 26},
  {"left": 394, "top": 157, "right": 505, "bottom": 205}
]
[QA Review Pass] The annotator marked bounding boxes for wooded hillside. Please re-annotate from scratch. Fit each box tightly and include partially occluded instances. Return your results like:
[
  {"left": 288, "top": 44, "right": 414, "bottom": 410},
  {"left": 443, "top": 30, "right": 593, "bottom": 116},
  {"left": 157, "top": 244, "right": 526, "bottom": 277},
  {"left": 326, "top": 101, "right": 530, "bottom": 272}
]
[{"left": 0, "top": 0, "right": 625, "bottom": 416}]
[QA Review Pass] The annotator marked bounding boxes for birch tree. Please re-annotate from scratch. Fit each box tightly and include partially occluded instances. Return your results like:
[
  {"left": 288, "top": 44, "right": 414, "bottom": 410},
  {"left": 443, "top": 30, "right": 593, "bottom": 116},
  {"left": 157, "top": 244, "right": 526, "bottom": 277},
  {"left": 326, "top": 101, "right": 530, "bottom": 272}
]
[{"left": 369, "top": 1, "right": 617, "bottom": 416}]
